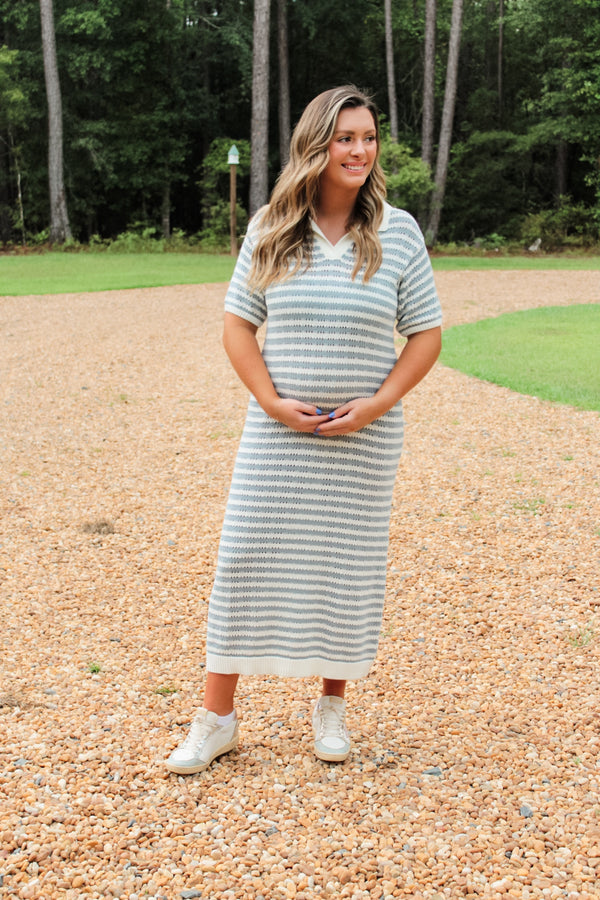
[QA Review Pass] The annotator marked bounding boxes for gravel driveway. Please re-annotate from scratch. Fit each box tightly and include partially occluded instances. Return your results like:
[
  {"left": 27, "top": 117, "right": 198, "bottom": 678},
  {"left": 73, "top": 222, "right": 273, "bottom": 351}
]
[{"left": 1, "top": 271, "right": 599, "bottom": 899}]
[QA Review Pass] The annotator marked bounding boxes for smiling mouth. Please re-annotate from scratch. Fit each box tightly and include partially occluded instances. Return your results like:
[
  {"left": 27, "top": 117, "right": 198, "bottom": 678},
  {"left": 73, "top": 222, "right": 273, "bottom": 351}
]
[{"left": 343, "top": 164, "right": 366, "bottom": 172}]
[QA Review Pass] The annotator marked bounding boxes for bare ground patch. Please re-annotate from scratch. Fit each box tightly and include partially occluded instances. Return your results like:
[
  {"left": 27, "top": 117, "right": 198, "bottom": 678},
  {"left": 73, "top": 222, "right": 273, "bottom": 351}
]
[{"left": 1, "top": 273, "right": 599, "bottom": 898}]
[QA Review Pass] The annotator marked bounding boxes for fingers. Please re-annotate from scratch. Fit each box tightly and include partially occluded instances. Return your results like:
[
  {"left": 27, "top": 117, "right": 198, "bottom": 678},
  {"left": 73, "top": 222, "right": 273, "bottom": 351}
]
[
  {"left": 329, "top": 401, "right": 354, "bottom": 418},
  {"left": 271, "top": 398, "right": 375, "bottom": 434},
  {"left": 313, "top": 399, "right": 376, "bottom": 435},
  {"left": 295, "top": 404, "right": 329, "bottom": 431},
  {"left": 314, "top": 411, "right": 354, "bottom": 435},
  {"left": 273, "top": 398, "right": 329, "bottom": 431},
  {"left": 297, "top": 402, "right": 324, "bottom": 416}
]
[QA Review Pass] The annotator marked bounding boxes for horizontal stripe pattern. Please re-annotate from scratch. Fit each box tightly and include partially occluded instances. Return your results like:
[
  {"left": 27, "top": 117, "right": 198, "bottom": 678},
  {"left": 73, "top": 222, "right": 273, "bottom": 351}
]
[{"left": 206, "top": 204, "right": 442, "bottom": 679}]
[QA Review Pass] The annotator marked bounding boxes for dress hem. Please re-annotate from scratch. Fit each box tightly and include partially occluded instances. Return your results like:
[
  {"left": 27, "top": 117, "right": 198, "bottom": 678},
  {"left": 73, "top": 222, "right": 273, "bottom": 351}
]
[{"left": 206, "top": 653, "right": 372, "bottom": 681}]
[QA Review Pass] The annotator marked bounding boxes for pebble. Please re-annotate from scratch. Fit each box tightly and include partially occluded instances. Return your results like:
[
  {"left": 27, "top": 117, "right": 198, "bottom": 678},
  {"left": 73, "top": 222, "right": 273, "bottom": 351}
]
[{"left": 1, "top": 276, "right": 599, "bottom": 898}]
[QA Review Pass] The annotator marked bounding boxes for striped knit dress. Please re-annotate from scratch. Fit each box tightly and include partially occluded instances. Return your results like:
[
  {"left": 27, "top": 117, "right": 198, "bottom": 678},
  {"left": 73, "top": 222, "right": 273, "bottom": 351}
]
[{"left": 206, "top": 203, "right": 442, "bottom": 680}]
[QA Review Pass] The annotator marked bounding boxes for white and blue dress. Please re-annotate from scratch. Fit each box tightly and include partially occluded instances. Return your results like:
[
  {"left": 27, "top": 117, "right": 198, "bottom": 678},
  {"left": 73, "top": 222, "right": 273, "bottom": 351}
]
[{"left": 206, "top": 203, "right": 442, "bottom": 680}]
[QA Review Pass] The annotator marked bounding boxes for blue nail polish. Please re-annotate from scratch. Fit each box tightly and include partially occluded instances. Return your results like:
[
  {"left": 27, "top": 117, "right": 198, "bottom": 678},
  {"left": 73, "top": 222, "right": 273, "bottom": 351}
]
[
  {"left": 328, "top": 411, "right": 336, "bottom": 419},
  {"left": 315, "top": 408, "right": 323, "bottom": 415},
  {"left": 314, "top": 427, "right": 321, "bottom": 434}
]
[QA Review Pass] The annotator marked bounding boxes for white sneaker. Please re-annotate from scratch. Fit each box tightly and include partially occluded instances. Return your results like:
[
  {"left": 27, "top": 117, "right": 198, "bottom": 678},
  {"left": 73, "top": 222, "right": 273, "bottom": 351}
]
[
  {"left": 312, "top": 696, "right": 351, "bottom": 762},
  {"left": 165, "top": 708, "right": 239, "bottom": 774}
]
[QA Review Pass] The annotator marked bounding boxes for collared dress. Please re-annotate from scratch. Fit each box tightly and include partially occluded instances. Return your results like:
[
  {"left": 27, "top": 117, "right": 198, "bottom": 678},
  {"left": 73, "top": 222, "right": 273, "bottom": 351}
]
[{"left": 205, "top": 203, "right": 442, "bottom": 680}]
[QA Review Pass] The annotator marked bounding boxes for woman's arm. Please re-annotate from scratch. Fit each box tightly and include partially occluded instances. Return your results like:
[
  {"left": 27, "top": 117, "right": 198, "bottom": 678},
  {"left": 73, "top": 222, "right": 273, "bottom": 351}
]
[
  {"left": 315, "top": 325, "right": 442, "bottom": 436},
  {"left": 223, "top": 312, "right": 328, "bottom": 432}
]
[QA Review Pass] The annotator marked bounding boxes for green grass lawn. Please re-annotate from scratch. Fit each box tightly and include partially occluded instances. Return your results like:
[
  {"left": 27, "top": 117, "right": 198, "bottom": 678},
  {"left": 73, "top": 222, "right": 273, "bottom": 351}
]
[
  {"left": 440, "top": 304, "right": 600, "bottom": 413},
  {"left": 0, "top": 252, "right": 237, "bottom": 295},
  {"left": 431, "top": 255, "right": 600, "bottom": 271},
  {"left": 2, "top": 251, "right": 600, "bottom": 296}
]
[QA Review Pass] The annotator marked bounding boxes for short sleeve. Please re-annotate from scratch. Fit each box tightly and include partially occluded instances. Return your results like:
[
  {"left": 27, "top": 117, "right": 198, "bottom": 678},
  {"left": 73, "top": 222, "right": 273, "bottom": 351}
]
[
  {"left": 396, "top": 220, "right": 442, "bottom": 337},
  {"left": 224, "top": 223, "right": 267, "bottom": 327}
]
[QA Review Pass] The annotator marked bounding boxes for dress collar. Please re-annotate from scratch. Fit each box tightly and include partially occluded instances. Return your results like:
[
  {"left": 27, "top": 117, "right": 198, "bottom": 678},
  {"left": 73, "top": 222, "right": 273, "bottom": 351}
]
[{"left": 310, "top": 201, "right": 393, "bottom": 259}]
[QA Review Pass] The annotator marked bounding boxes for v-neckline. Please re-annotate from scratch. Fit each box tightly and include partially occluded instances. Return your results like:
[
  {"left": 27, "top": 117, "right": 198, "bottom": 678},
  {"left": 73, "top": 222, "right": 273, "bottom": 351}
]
[
  {"left": 310, "top": 202, "right": 393, "bottom": 259},
  {"left": 311, "top": 221, "right": 354, "bottom": 259}
]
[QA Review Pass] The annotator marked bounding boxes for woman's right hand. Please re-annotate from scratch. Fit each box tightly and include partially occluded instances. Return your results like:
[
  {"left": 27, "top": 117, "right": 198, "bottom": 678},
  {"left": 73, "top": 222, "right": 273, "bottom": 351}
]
[{"left": 266, "top": 398, "right": 330, "bottom": 433}]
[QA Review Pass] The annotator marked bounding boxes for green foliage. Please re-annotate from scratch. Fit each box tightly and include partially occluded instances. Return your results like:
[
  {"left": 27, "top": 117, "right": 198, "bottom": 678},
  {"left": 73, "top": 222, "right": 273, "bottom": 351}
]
[
  {"left": 81, "top": 223, "right": 207, "bottom": 254},
  {"left": 440, "top": 305, "right": 600, "bottom": 412},
  {"left": 0, "top": 45, "right": 29, "bottom": 129},
  {"left": 198, "top": 200, "right": 249, "bottom": 252},
  {"left": 153, "top": 684, "right": 179, "bottom": 696},
  {"left": 103, "top": 226, "right": 167, "bottom": 254},
  {"left": 504, "top": 0, "right": 600, "bottom": 201},
  {"left": 443, "top": 131, "right": 535, "bottom": 242},
  {"left": 57, "top": 0, "right": 191, "bottom": 239},
  {"left": 0, "top": 44, "right": 33, "bottom": 241},
  {"left": 0, "top": 0, "right": 599, "bottom": 247},
  {"left": 566, "top": 620, "right": 595, "bottom": 648},
  {"left": 379, "top": 134, "right": 433, "bottom": 217},
  {"left": 520, "top": 197, "right": 599, "bottom": 249}
]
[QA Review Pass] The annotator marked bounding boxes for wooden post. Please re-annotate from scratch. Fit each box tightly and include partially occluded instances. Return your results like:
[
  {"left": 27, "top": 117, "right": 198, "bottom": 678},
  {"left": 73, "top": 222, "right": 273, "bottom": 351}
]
[
  {"left": 230, "top": 162, "right": 237, "bottom": 256},
  {"left": 228, "top": 144, "right": 239, "bottom": 256}
]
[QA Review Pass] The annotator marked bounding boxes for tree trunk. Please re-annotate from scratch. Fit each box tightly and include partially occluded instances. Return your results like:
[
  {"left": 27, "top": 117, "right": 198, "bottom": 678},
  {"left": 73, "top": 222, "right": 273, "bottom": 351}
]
[
  {"left": 162, "top": 0, "right": 172, "bottom": 238},
  {"left": 555, "top": 55, "right": 570, "bottom": 200},
  {"left": 39, "top": 0, "right": 72, "bottom": 243},
  {"left": 421, "top": 0, "right": 436, "bottom": 168},
  {"left": 384, "top": 0, "right": 398, "bottom": 142},
  {"left": 161, "top": 182, "right": 171, "bottom": 239},
  {"left": 426, "top": 0, "right": 463, "bottom": 246},
  {"left": 278, "top": 0, "right": 291, "bottom": 168},
  {"left": 9, "top": 130, "right": 26, "bottom": 245},
  {"left": 250, "top": 0, "right": 271, "bottom": 215},
  {"left": 556, "top": 140, "right": 568, "bottom": 199},
  {"left": 497, "top": 0, "right": 504, "bottom": 119}
]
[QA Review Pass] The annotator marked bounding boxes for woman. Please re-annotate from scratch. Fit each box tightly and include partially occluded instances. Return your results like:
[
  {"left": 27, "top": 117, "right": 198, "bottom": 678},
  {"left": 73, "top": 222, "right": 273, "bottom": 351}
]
[{"left": 166, "top": 85, "right": 442, "bottom": 774}]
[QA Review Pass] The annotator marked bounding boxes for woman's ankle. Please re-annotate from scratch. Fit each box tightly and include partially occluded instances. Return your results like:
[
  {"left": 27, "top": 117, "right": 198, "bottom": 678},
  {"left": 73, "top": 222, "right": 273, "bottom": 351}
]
[
  {"left": 322, "top": 678, "right": 346, "bottom": 699},
  {"left": 203, "top": 671, "right": 240, "bottom": 716}
]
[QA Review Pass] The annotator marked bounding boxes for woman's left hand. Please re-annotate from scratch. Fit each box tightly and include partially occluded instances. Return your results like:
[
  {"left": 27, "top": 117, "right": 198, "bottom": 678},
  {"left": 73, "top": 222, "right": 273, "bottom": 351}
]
[{"left": 313, "top": 397, "right": 382, "bottom": 436}]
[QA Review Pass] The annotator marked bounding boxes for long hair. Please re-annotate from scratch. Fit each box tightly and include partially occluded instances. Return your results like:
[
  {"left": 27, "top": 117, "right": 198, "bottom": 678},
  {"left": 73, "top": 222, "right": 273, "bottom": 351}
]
[{"left": 247, "top": 85, "right": 387, "bottom": 293}]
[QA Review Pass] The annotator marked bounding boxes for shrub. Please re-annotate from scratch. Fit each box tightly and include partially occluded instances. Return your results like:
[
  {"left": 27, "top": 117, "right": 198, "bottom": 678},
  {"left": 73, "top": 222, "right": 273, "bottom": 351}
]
[
  {"left": 520, "top": 197, "right": 599, "bottom": 249},
  {"left": 198, "top": 199, "right": 248, "bottom": 251},
  {"left": 378, "top": 134, "right": 433, "bottom": 217}
]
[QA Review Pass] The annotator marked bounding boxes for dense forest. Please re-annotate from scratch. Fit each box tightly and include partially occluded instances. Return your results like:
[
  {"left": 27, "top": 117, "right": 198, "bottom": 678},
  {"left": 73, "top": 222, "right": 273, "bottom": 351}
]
[{"left": 1, "top": 0, "right": 599, "bottom": 249}]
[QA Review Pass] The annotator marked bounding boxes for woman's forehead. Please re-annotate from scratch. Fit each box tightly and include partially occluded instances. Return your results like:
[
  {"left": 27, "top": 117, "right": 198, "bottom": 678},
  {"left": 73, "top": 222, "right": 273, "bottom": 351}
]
[{"left": 334, "top": 106, "right": 377, "bottom": 133}]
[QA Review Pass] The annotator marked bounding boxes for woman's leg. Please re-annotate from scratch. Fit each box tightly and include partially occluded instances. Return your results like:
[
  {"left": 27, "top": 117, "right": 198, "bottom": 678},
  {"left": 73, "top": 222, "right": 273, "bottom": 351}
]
[
  {"left": 203, "top": 672, "right": 239, "bottom": 715},
  {"left": 322, "top": 678, "right": 346, "bottom": 698}
]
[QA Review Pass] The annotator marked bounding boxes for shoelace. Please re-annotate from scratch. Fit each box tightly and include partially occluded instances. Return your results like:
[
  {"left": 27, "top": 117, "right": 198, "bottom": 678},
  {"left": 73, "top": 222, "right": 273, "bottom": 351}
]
[
  {"left": 316, "top": 705, "right": 347, "bottom": 740},
  {"left": 180, "top": 714, "right": 216, "bottom": 753}
]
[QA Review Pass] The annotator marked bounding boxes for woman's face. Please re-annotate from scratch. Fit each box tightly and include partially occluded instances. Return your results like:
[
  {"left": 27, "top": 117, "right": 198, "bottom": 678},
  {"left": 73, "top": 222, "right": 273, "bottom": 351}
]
[{"left": 320, "top": 106, "right": 378, "bottom": 195}]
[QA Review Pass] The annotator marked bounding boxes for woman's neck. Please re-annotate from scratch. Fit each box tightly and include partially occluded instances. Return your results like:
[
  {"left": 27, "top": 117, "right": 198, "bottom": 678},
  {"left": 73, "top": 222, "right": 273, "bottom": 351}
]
[{"left": 314, "top": 186, "right": 359, "bottom": 244}]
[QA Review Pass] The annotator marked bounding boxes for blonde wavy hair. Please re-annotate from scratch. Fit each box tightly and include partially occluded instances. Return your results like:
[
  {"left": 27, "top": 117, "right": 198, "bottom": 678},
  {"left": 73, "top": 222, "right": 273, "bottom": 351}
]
[{"left": 247, "top": 85, "right": 387, "bottom": 293}]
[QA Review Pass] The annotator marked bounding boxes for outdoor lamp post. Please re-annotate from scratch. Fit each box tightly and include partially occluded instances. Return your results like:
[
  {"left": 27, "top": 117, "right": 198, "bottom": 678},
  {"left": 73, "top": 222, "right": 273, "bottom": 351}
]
[{"left": 228, "top": 144, "right": 239, "bottom": 256}]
